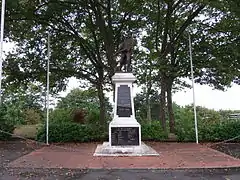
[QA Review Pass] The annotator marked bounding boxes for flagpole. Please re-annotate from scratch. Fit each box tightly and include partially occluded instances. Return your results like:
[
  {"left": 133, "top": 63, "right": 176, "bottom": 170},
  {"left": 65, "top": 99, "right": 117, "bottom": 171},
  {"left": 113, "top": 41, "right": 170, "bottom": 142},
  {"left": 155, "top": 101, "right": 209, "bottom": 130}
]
[
  {"left": 0, "top": 0, "right": 6, "bottom": 105},
  {"left": 188, "top": 33, "right": 199, "bottom": 144},
  {"left": 46, "top": 33, "right": 50, "bottom": 145}
]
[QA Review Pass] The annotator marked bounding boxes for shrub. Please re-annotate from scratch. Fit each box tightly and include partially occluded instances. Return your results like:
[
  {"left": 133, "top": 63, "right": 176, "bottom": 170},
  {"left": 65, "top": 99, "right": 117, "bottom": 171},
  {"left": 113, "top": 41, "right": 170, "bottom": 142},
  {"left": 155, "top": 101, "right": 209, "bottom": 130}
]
[
  {"left": 23, "top": 108, "right": 42, "bottom": 125},
  {"left": 141, "top": 121, "right": 168, "bottom": 141},
  {"left": 36, "top": 120, "right": 169, "bottom": 143},
  {"left": 3, "top": 103, "right": 25, "bottom": 125},
  {"left": 199, "top": 121, "right": 240, "bottom": 142},
  {"left": 49, "top": 108, "right": 72, "bottom": 123},
  {"left": 176, "top": 119, "right": 240, "bottom": 142},
  {"left": 71, "top": 108, "right": 86, "bottom": 124},
  {"left": 86, "top": 108, "right": 100, "bottom": 124},
  {"left": 0, "top": 105, "right": 15, "bottom": 140},
  {"left": 36, "top": 122, "right": 107, "bottom": 143}
]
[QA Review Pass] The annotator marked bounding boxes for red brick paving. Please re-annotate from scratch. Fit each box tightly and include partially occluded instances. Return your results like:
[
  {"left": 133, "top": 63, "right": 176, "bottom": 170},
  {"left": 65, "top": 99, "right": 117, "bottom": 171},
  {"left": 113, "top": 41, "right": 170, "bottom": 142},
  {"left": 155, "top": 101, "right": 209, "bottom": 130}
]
[{"left": 8, "top": 142, "right": 240, "bottom": 169}]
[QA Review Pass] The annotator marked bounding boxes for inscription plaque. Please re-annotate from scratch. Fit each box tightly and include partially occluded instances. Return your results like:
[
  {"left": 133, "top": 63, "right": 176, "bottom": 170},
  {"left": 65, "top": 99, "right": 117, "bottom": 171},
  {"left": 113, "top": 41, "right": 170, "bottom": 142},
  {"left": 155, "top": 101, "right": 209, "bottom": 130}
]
[
  {"left": 117, "top": 85, "right": 132, "bottom": 117},
  {"left": 111, "top": 127, "right": 139, "bottom": 146}
]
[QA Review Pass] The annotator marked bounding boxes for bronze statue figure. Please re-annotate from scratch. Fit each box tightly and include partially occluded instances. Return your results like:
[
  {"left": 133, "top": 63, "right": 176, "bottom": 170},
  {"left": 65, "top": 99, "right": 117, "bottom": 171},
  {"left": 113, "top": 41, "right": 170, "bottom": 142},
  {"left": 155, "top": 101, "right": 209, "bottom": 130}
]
[{"left": 114, "top": 36, "right": 137, "bottom": 72}]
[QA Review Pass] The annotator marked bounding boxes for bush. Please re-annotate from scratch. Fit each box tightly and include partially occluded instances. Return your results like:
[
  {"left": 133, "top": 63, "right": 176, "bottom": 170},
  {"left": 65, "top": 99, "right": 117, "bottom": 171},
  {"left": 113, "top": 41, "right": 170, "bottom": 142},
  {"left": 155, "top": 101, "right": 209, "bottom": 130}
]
[
  {"left": 49, "top": 108, "right": 72, "bottom": 123},
  {"left": 0, "top": 105, "right": 15, "bottom": 140},
  {"left": 176, "top": 119, "right": 240, "bottom": 142},
  {"left": 86, "top": 108, "right": 100, "bottom": 124},
  {"left": 141, "top": 121, "right": 168, "bottom": 141},
  {"left": 36, "top": 122, "right": 107, "bottom": 143},
  {"left": 36, "top": 120, "right": 169, "bottom": 143},
  {"left": 199, "top": 121, "right": 240, "bottom": 142},
  {"left": 71, "top": 108, "right": 86, "bottom": 124},
  {"left": 23, "top": 108, "right": 42, "bottom": 125}
]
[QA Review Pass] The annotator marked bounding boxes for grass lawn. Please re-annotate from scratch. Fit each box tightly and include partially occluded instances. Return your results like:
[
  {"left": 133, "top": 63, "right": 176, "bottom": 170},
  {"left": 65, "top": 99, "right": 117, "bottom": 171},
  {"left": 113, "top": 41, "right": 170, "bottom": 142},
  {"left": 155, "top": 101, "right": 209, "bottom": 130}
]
[{"left": 14, "top": 124, "right": 42, "bottom": 139}]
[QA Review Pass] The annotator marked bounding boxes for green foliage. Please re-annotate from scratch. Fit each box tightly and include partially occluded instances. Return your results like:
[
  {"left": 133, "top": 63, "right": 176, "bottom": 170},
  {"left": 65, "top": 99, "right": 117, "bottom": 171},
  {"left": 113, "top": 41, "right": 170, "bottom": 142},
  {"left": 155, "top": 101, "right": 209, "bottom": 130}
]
[
  {"left": 218, "top": 109, "right": 240, "bottom": 120},
  {"left": 2, "top": 83, "right": 45, "bottom": 125},
  {"left": 57, "top": 88, "right": 101, "bottom": 110},
  {"left": 36, "top": 120, "right": 169, "bottom": 143},
  {"left": 55, "top": 88, "right": 112, "bottom": 125},
  {"left": 49, "top": 108, "right": 72, "bottom": 123},
  {"left": 134, "top": 91, "right": 161, "bottom": 121},
  {"left": 36, "top": 107, "right": 240, "bottom": 143},
  {"left": 4, "top": 0, "right": 144, "bottom": 93},
  {"left": 199, "top": 121, "right": 240, "bottom": 142},
  {"left": 86, "top": 109, "right": 101, "bottom": 124},
  {"left": 49, "top": 107, "right": 102, "bottom": 125},
  {"left": 23, "top": 108, "right": 42, "bottom": 125},
  {"left": 0, "top": 105, "right": 15, "bottom": 140},
  {"left": 36, "top": 122, "right": 107, "bottom": 143},
  {"left": 176, "top": 120, "right": 240, "bottom": 142},
  {"left": 3, "top": 102, "right": 25, "bottom": 125},
  {"left": 141, "top": 121, "right": 168, "bottom": 141},
  {"left": 71, "top": 109, "right": 86, "bottom": 124},
  {"left": 175, "top": 105, "right": 240, "bottom": 142}
]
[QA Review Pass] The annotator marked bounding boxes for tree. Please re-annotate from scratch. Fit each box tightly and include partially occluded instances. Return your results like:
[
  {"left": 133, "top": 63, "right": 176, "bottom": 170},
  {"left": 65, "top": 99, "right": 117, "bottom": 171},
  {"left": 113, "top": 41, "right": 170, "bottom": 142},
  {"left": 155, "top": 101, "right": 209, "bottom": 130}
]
[
  {"left": 2, "top": 82, "right": 45, "bottom": 125},
  {"left": 134, "top": 90, "right": 161, "bottom": 123},
  {"left": 56, "top": 88, "right": 112, "bottom": 114},
  {"left": 134, "top": 50, "right": 160, "bottom": 122},
  {"left": 138, "top": 0, "right": 240, "bottom": 134},
  {"left": 4, "top": 0, "right": 145, "bottom": 125},
  {"left": 54, "top": 88, "right": 112, "bottom": 124},
  {"left": 3, "top": 0, "right": 240, "bottom": 131}
]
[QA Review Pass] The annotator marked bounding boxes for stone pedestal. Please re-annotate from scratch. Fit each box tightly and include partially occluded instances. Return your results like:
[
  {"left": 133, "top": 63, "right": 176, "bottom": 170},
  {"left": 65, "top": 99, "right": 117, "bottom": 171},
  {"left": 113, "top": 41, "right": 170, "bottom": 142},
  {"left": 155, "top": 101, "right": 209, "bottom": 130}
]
[{"left": 94, "top": 72, "right": 159, "bottom": 156}]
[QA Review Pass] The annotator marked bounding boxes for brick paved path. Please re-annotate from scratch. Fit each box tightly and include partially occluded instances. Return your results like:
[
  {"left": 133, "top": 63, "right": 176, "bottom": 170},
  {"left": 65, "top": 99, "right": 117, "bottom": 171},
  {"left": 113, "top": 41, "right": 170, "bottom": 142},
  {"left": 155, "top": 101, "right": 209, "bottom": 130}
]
[{"left": 8, "top": 142, "right": 240, "bottom": 169}]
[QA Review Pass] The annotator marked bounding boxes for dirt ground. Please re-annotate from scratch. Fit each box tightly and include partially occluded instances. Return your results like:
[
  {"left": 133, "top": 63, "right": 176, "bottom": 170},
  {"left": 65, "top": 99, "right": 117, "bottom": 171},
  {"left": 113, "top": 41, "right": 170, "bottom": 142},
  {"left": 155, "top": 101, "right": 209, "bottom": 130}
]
[
  {"left": 0, "top": 140, "right": 240, "bottom": 180},
  {"left": 211, "top": 143, "right": 240, "bottom": 159}
]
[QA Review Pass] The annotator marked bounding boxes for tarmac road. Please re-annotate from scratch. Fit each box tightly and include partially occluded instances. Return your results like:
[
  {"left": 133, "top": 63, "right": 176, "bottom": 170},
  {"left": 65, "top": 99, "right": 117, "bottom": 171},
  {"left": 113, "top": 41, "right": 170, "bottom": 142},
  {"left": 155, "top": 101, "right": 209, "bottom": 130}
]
[{"left": 0, "top": 168, "right": 240, "bottom": 180}]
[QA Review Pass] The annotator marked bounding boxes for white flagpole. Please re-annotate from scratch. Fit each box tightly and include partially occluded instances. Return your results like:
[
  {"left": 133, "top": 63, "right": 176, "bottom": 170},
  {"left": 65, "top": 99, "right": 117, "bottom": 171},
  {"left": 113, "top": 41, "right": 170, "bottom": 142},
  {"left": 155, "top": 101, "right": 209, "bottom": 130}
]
[
  {"left": 188, "top": 33, "right": 199, "bottom": 144},
  {"left": 0, "top": 0, "right": 6, "bottom": 105},
  {"left": 46, "top": 33, "right": 50, "bottom": 145}
]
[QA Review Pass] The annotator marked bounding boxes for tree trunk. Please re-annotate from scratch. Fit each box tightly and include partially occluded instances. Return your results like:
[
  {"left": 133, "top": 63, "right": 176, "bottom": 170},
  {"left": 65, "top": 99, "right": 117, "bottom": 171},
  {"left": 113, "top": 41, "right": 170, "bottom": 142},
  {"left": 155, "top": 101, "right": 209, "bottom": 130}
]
[
  {"left": 146, "top": 90, "right": 152, "bottom": 122},
  {"left": 112, "top": 83, "right": 115, "bottom": 102},
  {"left": 166, "top": 78, "right": 175, "bottom": 133},
  {"left": 97, "top": 83, "right": 106, "bottom": 125},
  {"left": 146, "top": 64, "right": 152, "bottom": 122},
  {"left": 160, "top": 75, "right": 167, "bottom": 132},
  {"left": 147, "top": 99, "right": 152, "bottom": 122}
]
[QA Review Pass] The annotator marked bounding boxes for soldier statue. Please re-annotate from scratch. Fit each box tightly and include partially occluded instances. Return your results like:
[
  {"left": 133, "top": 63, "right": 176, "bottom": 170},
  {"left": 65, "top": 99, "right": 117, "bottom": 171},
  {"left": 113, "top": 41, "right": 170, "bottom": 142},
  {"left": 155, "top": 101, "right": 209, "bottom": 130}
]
[{"left": 114, "top": 35, "right": 137, "bottom": 72}]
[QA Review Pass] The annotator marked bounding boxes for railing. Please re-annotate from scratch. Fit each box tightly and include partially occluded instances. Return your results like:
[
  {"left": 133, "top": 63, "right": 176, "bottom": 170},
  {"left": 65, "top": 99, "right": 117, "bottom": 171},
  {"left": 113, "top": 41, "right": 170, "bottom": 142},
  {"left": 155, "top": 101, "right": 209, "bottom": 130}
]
[{"left": 229, "top": 113, "right": 240, "bottom": 120}]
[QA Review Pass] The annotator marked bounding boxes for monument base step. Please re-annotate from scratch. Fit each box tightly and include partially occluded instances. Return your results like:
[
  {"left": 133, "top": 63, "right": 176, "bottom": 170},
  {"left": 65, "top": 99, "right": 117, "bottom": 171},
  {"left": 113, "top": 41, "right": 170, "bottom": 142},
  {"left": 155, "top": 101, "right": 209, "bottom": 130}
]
[{"left": 93, "top": 142, "right": 159, "bottom": 157}]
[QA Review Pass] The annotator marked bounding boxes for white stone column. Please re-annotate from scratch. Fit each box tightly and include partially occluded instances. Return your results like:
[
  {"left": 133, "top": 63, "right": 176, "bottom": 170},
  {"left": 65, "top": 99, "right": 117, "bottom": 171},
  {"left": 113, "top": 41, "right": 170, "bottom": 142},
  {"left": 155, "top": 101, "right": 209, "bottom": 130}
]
[{"left": 109, "top": 72, "right": 141, "bottom": 147}]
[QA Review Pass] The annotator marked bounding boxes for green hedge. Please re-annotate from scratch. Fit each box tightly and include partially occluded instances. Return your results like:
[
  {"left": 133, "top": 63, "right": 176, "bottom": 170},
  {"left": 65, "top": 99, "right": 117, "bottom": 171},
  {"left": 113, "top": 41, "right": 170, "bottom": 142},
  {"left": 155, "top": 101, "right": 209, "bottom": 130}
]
[
  {"left": 0, "top": 105, "right": 15, "bottom": 140},
  {"left": 36, "top": 121, "right": 167, "bottom": 143},
  {"left": 36, "top": 122, "right": 108, "bottom": 143},
  {"left": 141, "top": 121, "right": 168, "bottom": 140},
  {"left": 176, "top": 121, "right": 240, "bottom": 142},
  {"left": 36, "top": 120, "right": 240, "bottom": 143}
]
